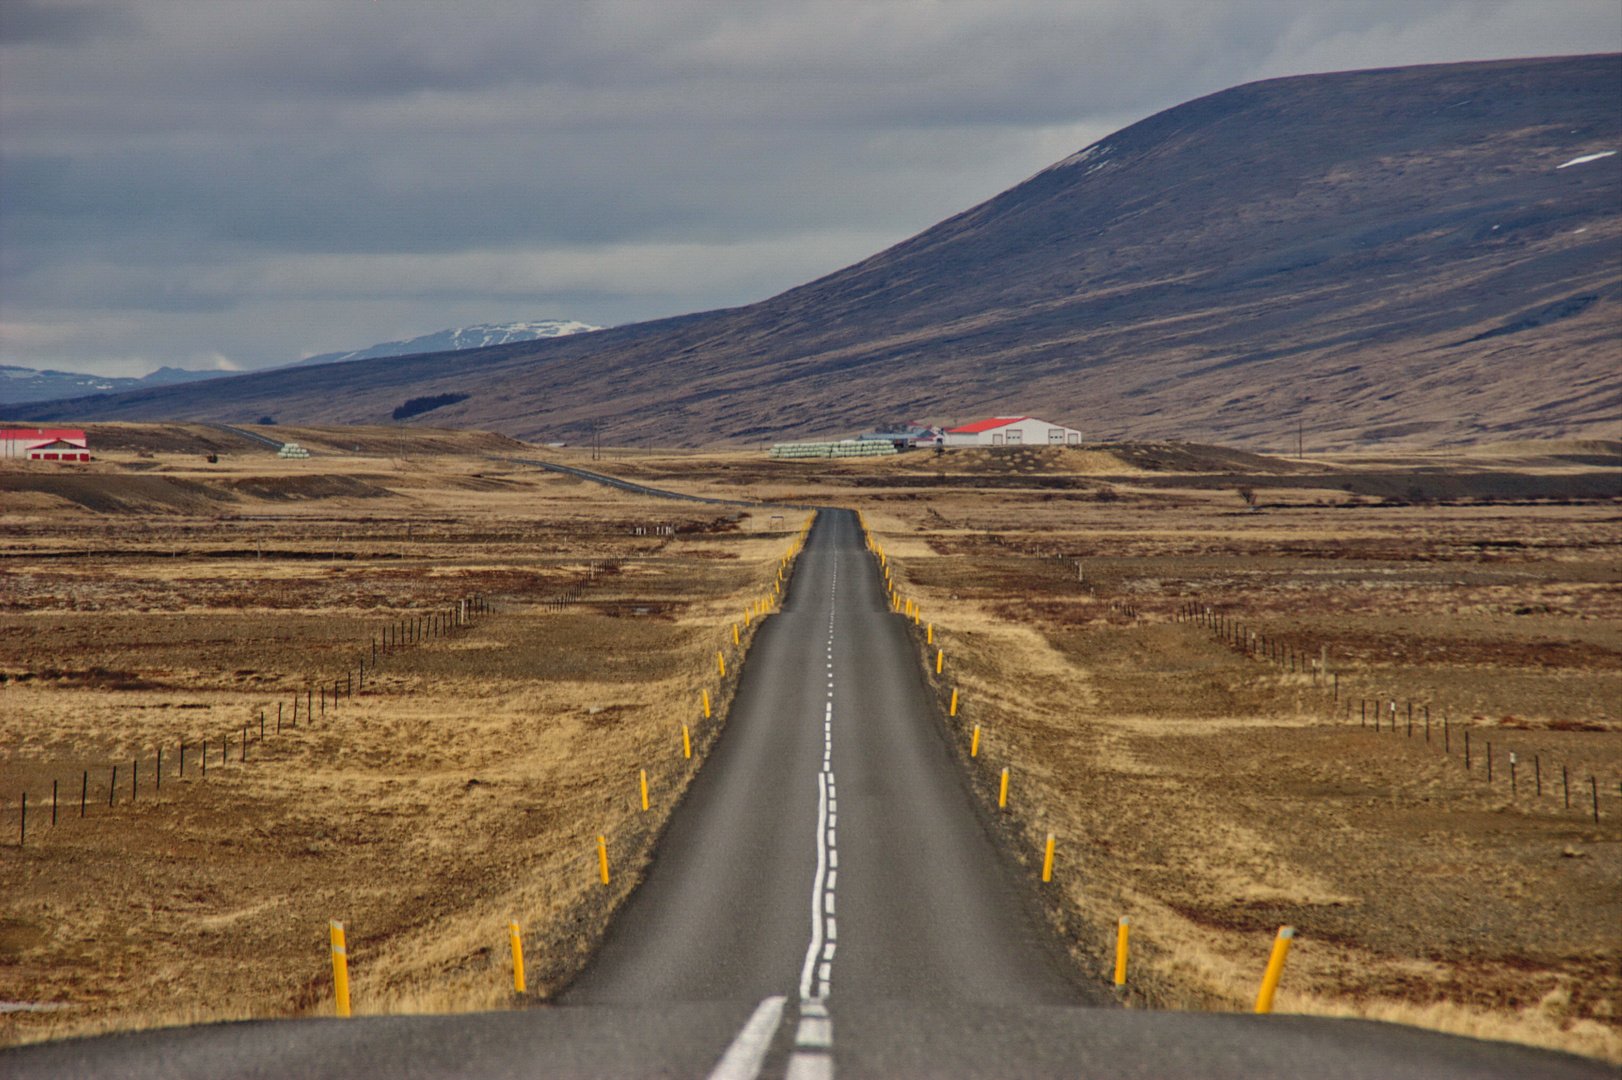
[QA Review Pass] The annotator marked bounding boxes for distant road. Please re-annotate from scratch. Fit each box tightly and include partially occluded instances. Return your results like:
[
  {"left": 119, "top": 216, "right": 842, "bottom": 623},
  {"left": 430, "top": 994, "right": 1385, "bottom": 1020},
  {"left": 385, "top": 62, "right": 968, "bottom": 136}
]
[
  {"left": 2, "top": 508, "right": 1611, "bottom": 1079},
  {"left": 206, "top": 423, "right": 287, "bottom": 450},
  {"left": 495, "top": 454, "right": 809, "bottom": 509},
  {"left": 495, "top": 454, "right": 746, "bottom": 504}
]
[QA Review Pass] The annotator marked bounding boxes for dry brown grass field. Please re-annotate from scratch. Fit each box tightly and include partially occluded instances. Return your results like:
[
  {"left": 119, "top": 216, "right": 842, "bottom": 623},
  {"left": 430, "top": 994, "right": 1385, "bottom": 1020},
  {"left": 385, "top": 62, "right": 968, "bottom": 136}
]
[
  {"left": 606, "top": 438, "right": 1621, "bottom": 1061},
  {"left": 2, "top": 428, "right": 1618, "bottom": 1062},
  {"left": 0, "top": 425, "right": 808, "bottom": 1046}
]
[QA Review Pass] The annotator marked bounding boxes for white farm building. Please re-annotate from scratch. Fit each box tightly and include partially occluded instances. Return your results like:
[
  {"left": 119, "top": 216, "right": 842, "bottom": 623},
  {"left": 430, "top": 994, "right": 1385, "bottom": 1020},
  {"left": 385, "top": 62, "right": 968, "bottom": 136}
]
[{"left": 943, "top": 417, "right": 1082, "bottom": 447}]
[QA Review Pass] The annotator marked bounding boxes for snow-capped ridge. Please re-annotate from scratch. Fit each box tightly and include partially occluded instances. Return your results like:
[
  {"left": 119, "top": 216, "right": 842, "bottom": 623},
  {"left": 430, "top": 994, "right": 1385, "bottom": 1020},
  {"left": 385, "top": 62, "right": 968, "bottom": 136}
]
[{"left": 296, "top": 320, "right": 601, "bottom": 367}]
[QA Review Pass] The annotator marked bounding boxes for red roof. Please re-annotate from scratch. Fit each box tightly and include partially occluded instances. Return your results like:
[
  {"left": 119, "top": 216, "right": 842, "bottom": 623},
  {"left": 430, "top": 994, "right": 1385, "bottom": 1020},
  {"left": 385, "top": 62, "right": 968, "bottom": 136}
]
[
  {"left": 3, "top": 429, "right": 87, "bottom": 445},
  {"left": 946, "top": 417, "right": 1027, "bottom": 434}
]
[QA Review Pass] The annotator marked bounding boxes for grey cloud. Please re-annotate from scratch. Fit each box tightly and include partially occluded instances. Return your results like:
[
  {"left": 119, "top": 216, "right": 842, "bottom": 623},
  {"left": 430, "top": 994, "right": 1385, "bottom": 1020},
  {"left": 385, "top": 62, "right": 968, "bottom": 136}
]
[
  {"left": 0, "top": 0, "right": 138, "bottom": 46},
  {"left": 2, "top": 1, "right": 1618, "bottom": 376}
]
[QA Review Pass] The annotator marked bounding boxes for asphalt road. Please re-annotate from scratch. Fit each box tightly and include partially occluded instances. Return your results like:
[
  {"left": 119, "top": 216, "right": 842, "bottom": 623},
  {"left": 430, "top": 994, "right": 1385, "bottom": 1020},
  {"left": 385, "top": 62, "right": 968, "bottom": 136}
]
[
  {"left": 3, "top": 508, "right": 1611, "bottom": 1079},
  {"left": 563, "top": 506, "right": 1081, "bottom": 1010}
]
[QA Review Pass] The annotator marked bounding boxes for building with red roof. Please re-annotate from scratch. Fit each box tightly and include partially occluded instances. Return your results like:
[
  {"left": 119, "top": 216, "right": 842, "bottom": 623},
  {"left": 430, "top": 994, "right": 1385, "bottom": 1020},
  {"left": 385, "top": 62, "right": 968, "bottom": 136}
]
[
  {"left": 943, "top": 417, "right": 1082, "bottom": 447},
  {"left": 2, "top": 428, "right": 91, "bottom": 462}
]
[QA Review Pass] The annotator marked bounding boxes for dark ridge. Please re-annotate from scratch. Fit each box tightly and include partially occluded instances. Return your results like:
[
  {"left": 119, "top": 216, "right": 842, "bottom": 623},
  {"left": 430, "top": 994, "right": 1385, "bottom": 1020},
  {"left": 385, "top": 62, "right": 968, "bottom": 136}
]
[
  {"left": 393, "top": 393, "right": 470, "bottom": 420},
  {"left": 1452, "top": 294, "right": 1602, "bottom": 345}
]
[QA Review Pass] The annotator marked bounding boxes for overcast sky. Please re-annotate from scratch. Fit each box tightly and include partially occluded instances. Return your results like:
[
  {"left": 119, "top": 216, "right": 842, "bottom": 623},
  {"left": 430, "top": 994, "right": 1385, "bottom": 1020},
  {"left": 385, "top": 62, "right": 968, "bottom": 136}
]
[{"left": 2, "top": 1, "right": 1617, "bottom": 377}]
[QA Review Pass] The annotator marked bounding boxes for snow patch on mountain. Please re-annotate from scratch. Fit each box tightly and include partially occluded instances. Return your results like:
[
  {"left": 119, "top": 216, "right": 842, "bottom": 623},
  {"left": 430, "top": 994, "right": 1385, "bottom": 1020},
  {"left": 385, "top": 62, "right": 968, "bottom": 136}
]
[
  {"left": 296, "top": 320, "right": 600, "bottom": 367},
  {"left": 1556, "top": 149, "right": 1617, "bottom": 168}
]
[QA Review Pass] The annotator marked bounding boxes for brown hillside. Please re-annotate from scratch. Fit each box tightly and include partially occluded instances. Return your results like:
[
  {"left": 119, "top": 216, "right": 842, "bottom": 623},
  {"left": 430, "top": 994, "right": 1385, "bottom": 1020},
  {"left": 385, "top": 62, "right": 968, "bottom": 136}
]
[{"left": 27, "top": 54, "right": 1622, "bottom": 450}]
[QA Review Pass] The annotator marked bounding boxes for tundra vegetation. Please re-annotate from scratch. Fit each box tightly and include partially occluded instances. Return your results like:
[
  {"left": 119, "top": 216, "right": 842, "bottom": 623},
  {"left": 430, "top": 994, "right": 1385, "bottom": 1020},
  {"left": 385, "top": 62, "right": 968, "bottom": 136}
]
[
  {"left": 0, "top": 424, "right": 801, "bottom": 1045},
  {"left": 1, "top": 426, "right": 1617, "bottom": 1063}
]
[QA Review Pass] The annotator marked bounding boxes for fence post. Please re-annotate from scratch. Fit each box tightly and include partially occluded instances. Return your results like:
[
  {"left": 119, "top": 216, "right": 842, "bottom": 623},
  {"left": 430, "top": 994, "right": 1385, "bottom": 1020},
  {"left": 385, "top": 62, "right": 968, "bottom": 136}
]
[
  {"left": 330, "top": 921, "right": 352, "bottom": 1017},
  {"left": 1114, "top": 917, "right": 1130, "bottom": 987},
  {"left": 509, "top": 922, "right": 526, "bottom": 993},
  {"left": 1254, "top": 927, "right": 1296, "bottom": 1013}
]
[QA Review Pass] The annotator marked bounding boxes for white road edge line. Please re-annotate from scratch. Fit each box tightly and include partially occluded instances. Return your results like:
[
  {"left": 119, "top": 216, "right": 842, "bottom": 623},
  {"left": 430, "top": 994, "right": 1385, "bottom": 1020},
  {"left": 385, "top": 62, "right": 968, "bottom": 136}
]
[
  {"left": 706, "top": 994, "right": 787, "bottom": 1080},
  {"left": 798, "top": 770, "right": 830, "bottom": 1001}
]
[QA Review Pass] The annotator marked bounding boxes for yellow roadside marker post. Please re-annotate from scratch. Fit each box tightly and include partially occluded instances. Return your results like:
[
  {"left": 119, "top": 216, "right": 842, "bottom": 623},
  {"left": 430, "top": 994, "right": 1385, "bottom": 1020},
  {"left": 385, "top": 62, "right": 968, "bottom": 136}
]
[
  {"left": 927, "top": 624, "right": 933, "bottom": 645},
  {"left": 702, "top": 690, "right": 711, "bottom": 718},
  {"left": 682, "top": 725, "right": 692, "bottom": 759},
  {"left": 639, "top": 769, "right": 649, "bottom": 811},
  {"left": 733, "top": 624, "right": 740, "bottom": 645},
  {"left": 509, "top": 922, "right": 526, "bottom": 993},
  {"left": 971, "top": 726, "right": 981, "bottom": 757},
  {"left": 597, "top": 836, "right": 610, "bottom": 885},
  {"left": 936, "top": 649, "right": 944, "bottom": 674},
  {"left": 999, "top": 767, "right": 1010, "bottom": 809},
  {"left": 329, "top": 920, "right": 352, "bottom": 1018},
  {"left": 949, "top": 689, "right": 959, "bottom": 716},
  {"left": 1254, "top": 926, "right": 1296, "bottom": 1013},
  {"left": 1114, "top": 918, "right": 1130, "bottom": 987},
  {"left": 718, "top": 651, "right": 726, "bottom": 677},
  {"left": 1042, "top": 833, "right": 1056, "bottom": 882}
]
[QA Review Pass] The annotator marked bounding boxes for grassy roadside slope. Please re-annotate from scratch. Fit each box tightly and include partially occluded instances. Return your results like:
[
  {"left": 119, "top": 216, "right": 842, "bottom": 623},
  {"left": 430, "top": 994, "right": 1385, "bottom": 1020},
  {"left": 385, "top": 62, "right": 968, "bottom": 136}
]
[
  {"left": 1, "top": 436, "right": 811, "bottom": 1044},
  {"left": 856, "top": 479, "right": 1620, "bottom": 1062}
]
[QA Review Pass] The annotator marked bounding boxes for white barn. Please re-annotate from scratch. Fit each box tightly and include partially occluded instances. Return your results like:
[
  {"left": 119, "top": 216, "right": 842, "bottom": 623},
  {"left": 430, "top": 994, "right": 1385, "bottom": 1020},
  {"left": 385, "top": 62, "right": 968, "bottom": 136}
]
[{"left": 944, "top": 417, "right": 1082, "bottom": 447}]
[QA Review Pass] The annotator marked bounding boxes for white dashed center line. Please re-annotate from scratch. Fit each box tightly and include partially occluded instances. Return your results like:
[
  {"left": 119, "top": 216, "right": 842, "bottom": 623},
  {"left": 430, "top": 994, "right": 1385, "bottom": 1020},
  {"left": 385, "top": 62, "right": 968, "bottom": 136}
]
[{"left": 791, "top": 543, "right": 841, "bottom": 1079}]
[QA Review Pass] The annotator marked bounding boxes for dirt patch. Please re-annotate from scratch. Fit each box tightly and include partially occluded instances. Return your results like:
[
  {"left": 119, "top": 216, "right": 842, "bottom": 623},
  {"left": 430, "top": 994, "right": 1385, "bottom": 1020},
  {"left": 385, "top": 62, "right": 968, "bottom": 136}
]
[
  {"left": 221, "top": 474, "right": 397, "bottom": 501},
  {"left": 0, "top": 474, "right": 235, "bottom": 514},
  {"left": 1093, "top": 442, "right": 1316, "bottom": 474},
  {"left": 68, "top": 423, "right": 264, "bottom": 455}
]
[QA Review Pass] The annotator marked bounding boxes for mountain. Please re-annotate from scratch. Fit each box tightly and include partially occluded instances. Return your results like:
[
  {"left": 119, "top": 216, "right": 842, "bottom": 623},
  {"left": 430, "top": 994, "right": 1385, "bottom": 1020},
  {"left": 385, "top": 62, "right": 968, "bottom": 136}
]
[
  {"left": 1, "top": 321, "right": 599, "bottom": 407},
  {"left": 0, "top": 364, "right": 231, "bottom": 406},
  {"left": 291, "top": 320, "right": 601, "bottom": 367},
  {"left": 19, "top": 54, "right": 1621, "bottom": 450}
]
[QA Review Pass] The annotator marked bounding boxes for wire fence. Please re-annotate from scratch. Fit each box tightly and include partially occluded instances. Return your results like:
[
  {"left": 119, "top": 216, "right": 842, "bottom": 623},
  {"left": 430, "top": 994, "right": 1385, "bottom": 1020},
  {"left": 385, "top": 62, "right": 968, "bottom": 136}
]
[{"left": 5, "top": 594, "right": 491, "bottom": 847}]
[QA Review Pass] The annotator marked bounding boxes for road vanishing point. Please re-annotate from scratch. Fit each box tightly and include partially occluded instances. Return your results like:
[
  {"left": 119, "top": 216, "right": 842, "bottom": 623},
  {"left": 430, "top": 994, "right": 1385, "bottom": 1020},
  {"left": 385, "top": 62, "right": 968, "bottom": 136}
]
[{"left": 3, "top": 508, "right": 1610, "bottom": 1079}]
